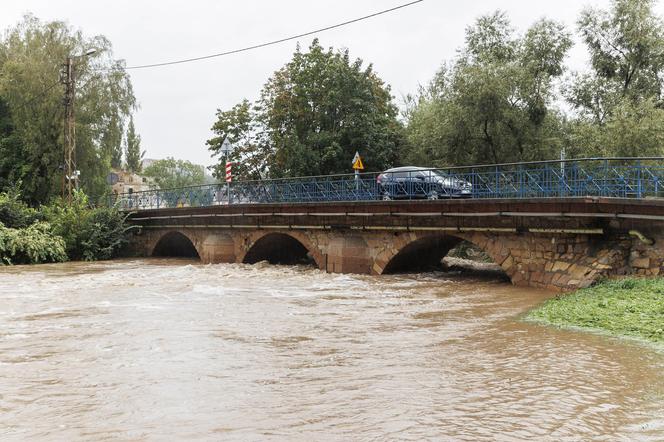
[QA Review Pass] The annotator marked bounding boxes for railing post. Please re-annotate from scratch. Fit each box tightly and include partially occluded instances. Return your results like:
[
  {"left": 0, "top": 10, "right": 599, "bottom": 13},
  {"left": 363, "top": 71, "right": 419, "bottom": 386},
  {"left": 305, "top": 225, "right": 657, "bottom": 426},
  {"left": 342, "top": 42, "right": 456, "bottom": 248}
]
[
  {"left": 603, "top": 159, "right": 608, "bottom": 197},
  {"left": 637, "top": 160, "right": 643, "bottom": 198},
  {"left": 495, "top": 166, "right": 500, "bottom": 198}
]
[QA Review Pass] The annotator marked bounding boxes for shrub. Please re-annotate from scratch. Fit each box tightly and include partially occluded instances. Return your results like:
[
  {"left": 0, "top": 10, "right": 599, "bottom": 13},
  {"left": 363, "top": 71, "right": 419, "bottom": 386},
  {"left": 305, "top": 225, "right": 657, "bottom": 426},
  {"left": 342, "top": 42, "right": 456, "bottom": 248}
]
[
  {"left": 0, "top": 221, "right": 67, "bottom": 265},
  {"left": 79, "top": 206, "right": 130, "bottom": 261},
  {"left": 41, "top": 190, "right": 130, "bottom": 261},
  {"left": 0, "top": 187, "right": 40, "bottom": 228},
  {"left": 40, "top": 191, "right": 91, "bottom": 260}
]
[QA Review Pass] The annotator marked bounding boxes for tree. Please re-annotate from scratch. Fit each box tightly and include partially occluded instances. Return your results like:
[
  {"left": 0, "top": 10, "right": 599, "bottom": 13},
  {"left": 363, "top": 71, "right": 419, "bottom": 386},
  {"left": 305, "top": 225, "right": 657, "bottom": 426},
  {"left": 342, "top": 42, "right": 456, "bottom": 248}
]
[
  {"left": 566, "top": 98, "right": 664, "bottom": 157},
  {"left": 405, "top": 13, "right": 572, "bottom": 166},
  {"left": 0, "top": 97, "right": 27, "bottom": 193},
  {"left": 0, "top": 15, "right": 136, "bottom": 203},
  {"left": 124, "top": 117, "right": 143, "bottom": 172},
  {"left": 207, "top": 40, "right": 404, "bottom": 179},
  {"left": 143, "top": 157, "right": 206, "bottom": 189},
  {"left": 102, "top": 113, "right": 124, "bottom": 169},
  {"left": 564, "top": 0, "right": 664, "bottom": 157},
  {"left": 567, "top": 0, "right": 664, "bottom": 124},
  {"left": 577, "top": 0, "right": 664, "bottom": 106},
  {"left": 207, "top": 99, "right": 267, "bottom": 180}
]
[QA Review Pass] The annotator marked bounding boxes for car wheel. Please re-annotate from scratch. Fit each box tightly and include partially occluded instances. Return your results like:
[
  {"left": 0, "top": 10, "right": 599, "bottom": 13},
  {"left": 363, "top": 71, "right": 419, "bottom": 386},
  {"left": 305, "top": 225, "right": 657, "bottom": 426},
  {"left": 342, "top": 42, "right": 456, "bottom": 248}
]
[
  {"left": 427, "top": 190, "right": 439, "bottom": 200},
  {"left": 382, "top": 191, "right": 392, "bottom": 201}
]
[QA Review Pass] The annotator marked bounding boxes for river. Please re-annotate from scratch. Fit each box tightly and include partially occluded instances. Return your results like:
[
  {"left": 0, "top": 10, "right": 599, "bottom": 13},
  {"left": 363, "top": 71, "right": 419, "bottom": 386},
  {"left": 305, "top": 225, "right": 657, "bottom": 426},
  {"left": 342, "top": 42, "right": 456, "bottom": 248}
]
[{"left": 0, "top": 259, "right": 663, "bottom": 441}]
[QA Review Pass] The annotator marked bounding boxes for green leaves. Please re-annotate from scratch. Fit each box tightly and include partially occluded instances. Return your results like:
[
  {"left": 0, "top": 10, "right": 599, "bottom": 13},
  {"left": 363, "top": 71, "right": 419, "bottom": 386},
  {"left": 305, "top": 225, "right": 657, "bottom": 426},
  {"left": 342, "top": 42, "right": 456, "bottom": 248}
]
[
  {"left": 0, "top": 14, "right": 136, "bottom": 204},
  {"left": 0, "top": 221, "right": 67, "bottom": 265},
  {"left": 578, "top": 0, "right": 664, "bottom": 100},
  {"left": 407, "top": 13, "right": 571, "bottom": 166},
  {"left": 527, "top": 277, "right": 664, "bottom": 344},
  {"left": 124, "top": 117, "right": 143, "bottom": 173},
  {"left": 0, "top": 185, "right": 40, "bottom": 228},
  {"left": 34, "top": 190, "right": 129, "bottom": 262},
  {"left": 207, "top": 39, "right": 403, "bottom": 179},
  {"left": 142, "top": 158, "right": 207, "bottom": 190},
  {"left": 562, "top": 0, "right": 664, "bottom": 158},
  {"left": 407, "top": 1, "right": 664, "bottom": 166}
]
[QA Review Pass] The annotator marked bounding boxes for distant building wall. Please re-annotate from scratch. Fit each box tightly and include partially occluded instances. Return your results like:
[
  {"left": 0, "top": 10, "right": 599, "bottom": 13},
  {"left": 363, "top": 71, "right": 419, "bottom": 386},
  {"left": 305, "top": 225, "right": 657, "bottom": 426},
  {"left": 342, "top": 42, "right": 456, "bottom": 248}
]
[{"left": 109, "top": 169, "right": 152, "bottom": 195}]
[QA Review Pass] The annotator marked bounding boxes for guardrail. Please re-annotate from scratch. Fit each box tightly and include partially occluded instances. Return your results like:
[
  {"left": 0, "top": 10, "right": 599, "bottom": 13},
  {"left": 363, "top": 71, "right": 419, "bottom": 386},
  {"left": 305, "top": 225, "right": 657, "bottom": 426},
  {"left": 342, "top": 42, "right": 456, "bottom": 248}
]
[{"left": 113, "top": 157, "right": 664, "bottom": 211}]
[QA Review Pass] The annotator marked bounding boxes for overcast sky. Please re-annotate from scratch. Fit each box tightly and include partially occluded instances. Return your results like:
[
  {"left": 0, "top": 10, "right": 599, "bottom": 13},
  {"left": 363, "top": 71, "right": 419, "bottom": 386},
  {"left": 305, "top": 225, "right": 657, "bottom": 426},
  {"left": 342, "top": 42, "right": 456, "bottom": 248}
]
[{"left": 3, "top": 0, "right": 663, "bottom": 167}]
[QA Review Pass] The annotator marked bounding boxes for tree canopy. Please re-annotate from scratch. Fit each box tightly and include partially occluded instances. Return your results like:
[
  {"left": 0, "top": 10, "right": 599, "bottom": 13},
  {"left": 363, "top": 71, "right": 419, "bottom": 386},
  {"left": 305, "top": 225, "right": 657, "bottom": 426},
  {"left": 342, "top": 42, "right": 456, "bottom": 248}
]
[
  {"left": 207, "top": 40, "right": 404, "bottom": 180},
  {"left": 403, "top": 1, "right": 664, "bottom": 167},
  {"left": 124, "top": 117, "right": 143, "bottom": 173},
  {"left": 563, "top": 0, "right": 664, "bottom": 157},
  {"left": 405, "top": 12, "right": 572, "bottom": 166},
  {"left": 0, "top": 15, "right": 136, "bottom": 204},
  {"left": 142, "top": 157, "right": 206, "bottom": 190}
]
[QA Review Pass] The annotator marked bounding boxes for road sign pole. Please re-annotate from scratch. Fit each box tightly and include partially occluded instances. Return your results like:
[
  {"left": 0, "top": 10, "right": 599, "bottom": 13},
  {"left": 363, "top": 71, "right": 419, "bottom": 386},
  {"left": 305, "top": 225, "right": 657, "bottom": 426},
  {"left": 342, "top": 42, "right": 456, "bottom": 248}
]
[
  {"left": 352, "top": 151, "right": 365, "bottom": 194},
  {"left": 220, "top": 137, "right": 234, "bottom": 205},
  {"left": 226, "top": 153, "right": 231, "bottom": 205}
]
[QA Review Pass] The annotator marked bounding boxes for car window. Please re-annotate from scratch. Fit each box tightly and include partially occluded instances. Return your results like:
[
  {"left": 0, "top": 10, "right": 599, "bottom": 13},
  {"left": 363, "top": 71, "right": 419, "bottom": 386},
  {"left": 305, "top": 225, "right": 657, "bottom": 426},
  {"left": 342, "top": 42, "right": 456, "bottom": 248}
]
[{"left": 385, "top": 171, "right": 409, "bottom": 179}]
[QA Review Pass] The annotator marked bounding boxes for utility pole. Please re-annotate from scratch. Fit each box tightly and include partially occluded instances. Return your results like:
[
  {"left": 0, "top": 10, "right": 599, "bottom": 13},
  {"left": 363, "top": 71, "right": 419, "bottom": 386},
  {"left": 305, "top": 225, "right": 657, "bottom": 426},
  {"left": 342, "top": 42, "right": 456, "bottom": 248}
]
[
  {"left": 61, "top": 56, "right": 76, "bottom": 203},
  {"left": 61, "top": 49, "right": 95, "bottom": 204}
]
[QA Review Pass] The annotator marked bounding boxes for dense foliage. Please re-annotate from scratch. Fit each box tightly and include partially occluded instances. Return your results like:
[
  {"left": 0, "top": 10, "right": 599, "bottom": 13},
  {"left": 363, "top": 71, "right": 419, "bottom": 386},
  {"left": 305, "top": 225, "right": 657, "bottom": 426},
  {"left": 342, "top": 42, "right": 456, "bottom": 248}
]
[
  {"left": 41, "top": 191, "right": 129, "bottom": 261},
  {"left": 125, "top": 117, "right": 144, "bottom": 173},
  {"left": 0, "top": 187, "right": 39, "bottom": 228},
  {"left": 207, "top": 39, "right": 404, "bottom": 179},
  {"left": 527, "top": 278, "right": 664, "bottom": 344},
  {"left": 0, "top": 190, "right": 129, "bottom": 265},
  {"left": 0, "top": 15, "right": 137, "bottom": 204},
  {"left": 406, "top": 13, "right": 572, "bottom": 165},
  {"left": 406, "top": 0, "right": 664, "bottom": 166},
  {"left": 143, "top": 157, "right": 206, "bottom": 189},
  {"left": 0, "top": 221, "right": 67, "bottom": 265}
]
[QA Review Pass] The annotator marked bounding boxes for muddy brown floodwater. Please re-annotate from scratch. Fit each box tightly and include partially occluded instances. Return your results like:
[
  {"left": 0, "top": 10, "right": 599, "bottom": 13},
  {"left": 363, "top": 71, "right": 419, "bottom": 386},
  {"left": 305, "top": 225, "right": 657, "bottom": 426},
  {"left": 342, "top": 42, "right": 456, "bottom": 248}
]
[{"left": 1, "top": 259, "right": 663, "bottom": 441}]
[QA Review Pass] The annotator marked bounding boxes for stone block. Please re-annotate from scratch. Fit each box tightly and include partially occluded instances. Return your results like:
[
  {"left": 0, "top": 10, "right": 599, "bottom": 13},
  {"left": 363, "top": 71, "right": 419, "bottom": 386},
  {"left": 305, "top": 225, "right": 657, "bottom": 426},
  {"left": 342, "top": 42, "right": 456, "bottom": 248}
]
[
  {"left": 551, "top": 261, "right": 570, "bottom": 272},
  {"left": 632, "top": 258, "right": 650, "bottom": 269}
]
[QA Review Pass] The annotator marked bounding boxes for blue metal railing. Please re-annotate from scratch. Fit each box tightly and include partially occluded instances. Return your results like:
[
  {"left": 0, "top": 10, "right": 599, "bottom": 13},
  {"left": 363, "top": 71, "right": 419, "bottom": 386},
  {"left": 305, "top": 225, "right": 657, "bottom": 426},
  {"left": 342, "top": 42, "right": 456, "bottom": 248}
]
[{"left": 113, "top": 157, "right": 664, "bottom": 211}]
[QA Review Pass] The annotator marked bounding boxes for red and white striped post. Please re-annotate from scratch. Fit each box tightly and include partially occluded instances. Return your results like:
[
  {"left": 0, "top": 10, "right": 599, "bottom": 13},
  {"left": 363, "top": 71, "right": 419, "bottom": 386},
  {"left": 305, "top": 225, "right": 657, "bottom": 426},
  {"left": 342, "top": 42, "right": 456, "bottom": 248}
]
[
  {"left": 220, "top": 137, "right": 234, "bottom": 204},
  {"left": 225, "top": 161, "right": 232, "bottom": 204},
  {"left": 225, "top": 161, "right": 232, "bottom": 182}
]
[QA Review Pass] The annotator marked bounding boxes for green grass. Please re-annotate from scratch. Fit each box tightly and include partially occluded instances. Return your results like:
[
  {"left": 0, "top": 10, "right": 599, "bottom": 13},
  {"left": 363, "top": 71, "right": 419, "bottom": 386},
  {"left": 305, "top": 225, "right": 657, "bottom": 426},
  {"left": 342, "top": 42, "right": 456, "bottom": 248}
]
[{"left": 526, "top": 278, "right": 664, "bottom": 345}]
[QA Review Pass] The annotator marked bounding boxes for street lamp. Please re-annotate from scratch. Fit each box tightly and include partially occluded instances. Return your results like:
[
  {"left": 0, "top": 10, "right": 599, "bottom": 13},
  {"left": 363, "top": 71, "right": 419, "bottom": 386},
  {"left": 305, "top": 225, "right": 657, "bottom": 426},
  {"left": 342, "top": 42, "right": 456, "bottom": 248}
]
[{"left": 61, "top": 48, "right": 96, "bottom": 203}]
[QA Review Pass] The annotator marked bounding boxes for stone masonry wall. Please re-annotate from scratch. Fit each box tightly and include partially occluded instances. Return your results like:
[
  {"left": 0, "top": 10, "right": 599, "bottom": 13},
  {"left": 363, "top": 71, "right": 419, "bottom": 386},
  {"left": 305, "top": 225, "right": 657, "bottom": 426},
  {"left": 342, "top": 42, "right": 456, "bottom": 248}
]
[{"left": 127, "top": 226, "right": 664, "bottom": 292}]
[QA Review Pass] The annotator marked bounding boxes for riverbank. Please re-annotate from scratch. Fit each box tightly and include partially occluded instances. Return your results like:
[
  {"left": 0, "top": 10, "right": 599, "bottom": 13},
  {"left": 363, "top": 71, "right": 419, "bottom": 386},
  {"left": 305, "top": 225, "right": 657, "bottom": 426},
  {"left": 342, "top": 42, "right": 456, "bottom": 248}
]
[{"left": 526, "top": 278, "right": 664, "bottom": 345}]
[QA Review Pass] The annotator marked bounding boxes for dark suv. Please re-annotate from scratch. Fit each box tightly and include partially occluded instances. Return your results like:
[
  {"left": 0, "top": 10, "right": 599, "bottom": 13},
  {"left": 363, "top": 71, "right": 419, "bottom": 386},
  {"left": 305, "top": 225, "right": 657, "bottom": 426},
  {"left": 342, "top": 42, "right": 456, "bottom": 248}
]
[{"left": 377, "top": 166, "right": 472, "bottom": 200}]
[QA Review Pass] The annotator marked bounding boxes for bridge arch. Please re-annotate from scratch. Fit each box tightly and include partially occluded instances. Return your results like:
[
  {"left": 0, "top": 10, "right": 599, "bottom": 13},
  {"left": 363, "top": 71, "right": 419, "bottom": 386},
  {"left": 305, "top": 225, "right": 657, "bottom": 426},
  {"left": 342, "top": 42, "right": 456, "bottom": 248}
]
[
  {"left": 241, "top": 231, "right": 324, "bottom": 269},
  {"left": 151, "top": 230, "right": 201, "bottom": 259},
  {"left": 374, "top": 232, "right": 510, "bottom": 279}
]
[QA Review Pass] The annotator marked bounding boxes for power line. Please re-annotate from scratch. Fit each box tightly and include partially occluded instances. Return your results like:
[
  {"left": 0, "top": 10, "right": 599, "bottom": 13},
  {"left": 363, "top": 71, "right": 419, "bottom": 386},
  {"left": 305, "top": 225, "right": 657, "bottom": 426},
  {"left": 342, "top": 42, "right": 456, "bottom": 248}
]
[{"left": 122, "top": 0, "right": 424, "bottom": 70}]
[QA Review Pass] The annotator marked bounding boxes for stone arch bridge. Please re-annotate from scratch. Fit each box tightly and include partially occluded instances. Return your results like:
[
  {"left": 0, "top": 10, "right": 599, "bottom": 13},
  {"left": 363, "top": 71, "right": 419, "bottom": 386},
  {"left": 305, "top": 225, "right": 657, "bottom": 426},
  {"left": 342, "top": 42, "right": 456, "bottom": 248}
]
[{"left": 125, "top": 198, "right": 664, "bottom": 291}]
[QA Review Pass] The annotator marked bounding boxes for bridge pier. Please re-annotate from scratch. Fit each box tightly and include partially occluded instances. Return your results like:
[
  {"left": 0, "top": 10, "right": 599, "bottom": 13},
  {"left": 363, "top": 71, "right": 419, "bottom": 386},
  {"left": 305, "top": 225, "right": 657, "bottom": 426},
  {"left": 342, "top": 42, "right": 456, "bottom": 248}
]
[
  {"left": 201, "top": 233, "right": 236, "bottom": 264},
  {"left": 323, "top": 235, "right": 372, "bottom": 274}
]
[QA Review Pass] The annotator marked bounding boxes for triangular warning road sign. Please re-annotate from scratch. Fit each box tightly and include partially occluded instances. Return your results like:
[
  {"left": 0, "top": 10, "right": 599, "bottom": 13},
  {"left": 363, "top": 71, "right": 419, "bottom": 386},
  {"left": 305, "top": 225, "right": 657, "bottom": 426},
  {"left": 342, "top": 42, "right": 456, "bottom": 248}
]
[{"left": 352, "top": 151, "right": 364, "bottom": 170}]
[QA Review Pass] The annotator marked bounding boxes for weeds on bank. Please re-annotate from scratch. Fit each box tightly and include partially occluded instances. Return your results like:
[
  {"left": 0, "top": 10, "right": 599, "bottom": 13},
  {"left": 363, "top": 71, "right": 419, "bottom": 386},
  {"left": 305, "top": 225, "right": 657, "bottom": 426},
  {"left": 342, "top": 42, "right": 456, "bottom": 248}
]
[{"left": 526, "top": 278, "right": 664, "bottom": 344}]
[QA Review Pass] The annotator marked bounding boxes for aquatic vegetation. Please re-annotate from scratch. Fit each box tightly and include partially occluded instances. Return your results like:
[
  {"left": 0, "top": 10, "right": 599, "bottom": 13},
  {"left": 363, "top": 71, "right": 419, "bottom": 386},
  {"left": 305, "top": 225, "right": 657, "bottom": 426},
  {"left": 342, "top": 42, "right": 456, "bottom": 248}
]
[{"left": 527, "top": 278, "right": 664, "bottom": 344}]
